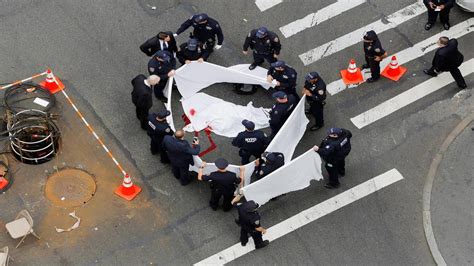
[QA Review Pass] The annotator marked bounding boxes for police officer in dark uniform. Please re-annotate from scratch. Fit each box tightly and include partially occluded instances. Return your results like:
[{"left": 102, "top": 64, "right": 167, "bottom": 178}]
[
  {"left": 243, "top": 27, "right": 281, "bottom": 70},
  {"left": 197, "top": 159, "right": 243, "bottom": 211},
  {"left": 232, "top": 196, "right": 269, "bottom": 249},
  {"left": 269, "top": 91, "right": 297, "bottom": 138},
  {"left": 232, "top": 120, "right": 268, "bottom": 165},
  {"left": 423, "top": 37, "right": 467, "bottom": 89},
  {"left": 147, "top": 110, "right": 173, "bottom": 163},
  {"left": 175, "top": 13, "right": 224, "bottom": 56},
  {"left": 131, "top": 74, "right": 160, "bottom": 130},
  {"left": 423, "top": 0, "right": 454, "bottom": 30},
  {"left": 176, "top": 38, "right": 210, "bottom": 65},
  {"left": 314, "top": 127, "right": 352, "bottom": 189},
  {"left": 148, "top": 50, "right": 175, "bottom": 102},
  {"left": 267, "top": 60, "right": 298, "bottom": 99},
  {"left": 302, "top": 72, "right": 326, "bottom": 131},
  {"left": 254, "top": 152, "right": 285, "bottom": 181},
  {"left": 140, "top": 31, "right": 178, "bottom": 67},
  {"left": 361, "top": 30, "right": 388, "bottom": 83},
  {"left": 163, "top": 130, "right": 200, "bottom": 186}
]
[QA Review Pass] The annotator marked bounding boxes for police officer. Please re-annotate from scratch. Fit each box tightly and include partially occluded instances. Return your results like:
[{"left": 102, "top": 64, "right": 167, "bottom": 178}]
[
  {"left": 147, "top": 110, "right": 173, "bottom": 163},
  {"left": 302, "top": 72, "right": 326, "bottom": 131},
  {"left": 198, "top": 159, "right": 243, "bottom": 211},
  {"left": 267, "top": 60, "right": 298, "bottom": 99},
  {"left": 140, "top": 31, "right": 178, "bottom": 67},
  {"left": 254, "top": 152, "right": 285, "bottom": 181},
  {"left": 175, "top": 13, "right": 224, "bottom": 55},
  {"left": 148, "top": 50, "right": 175, "bottom": 102},
  {"left": 423, "top": 0, "right": 454, "bottom": 30},
  {"left": 361, "top": 30, "right": 387, "bottom": 83},
  {"left": 131, "top": 74, "right": 160, "bottom": 130},
  {"left": 232, "top": 120, "right": 268, "bottom": 165},
  {"left": 423, "top": 37, "right": 467, "bottom": 89},
  {"left": 162, "top": 130, "right": 200, "bottom": 186},
  {"left": 313, "top": 127, "right": 352, "bottom": 189},
  {"left": 269, "top": 91, "right": 297, "bottom": 138},
  {"left": 176, "top": 38, "right": 209, "bottom": 65},
  {"left": 243, "top": 27, "right": 281, "bottom": 70},
  {"left": 231, "top": 195, "right": 269, "bottom": 249}
]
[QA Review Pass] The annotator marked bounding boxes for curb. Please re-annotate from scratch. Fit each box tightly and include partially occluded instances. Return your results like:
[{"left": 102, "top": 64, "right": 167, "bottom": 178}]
[{"left": 422, "top": 111, "right": 474, "bottom": 266}]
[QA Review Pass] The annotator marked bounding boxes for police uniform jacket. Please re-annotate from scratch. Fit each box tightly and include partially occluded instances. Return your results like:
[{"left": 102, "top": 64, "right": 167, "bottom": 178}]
[
  {"left": 267, "top": 66, "right": 297, "bottom": 90},
  {"left": 140, "top": 32, "right": 178, "bottom": 57},
  {"left": 232, "top": 130, "right": 268, "bottom": 155},
  {"left": 176, "top": 16, "right": 224, "bottom": 45},
  {"left": 269, "top": 95, "right": 297, "bottom": 126},
  {"left": 147, "top": 114, "right": 174, "bottom": 144},
  {"left": 423, "top": 0, "right": 454, "bottom": 9},
  {"left": 202, "top": 171, "right": 240, "bottom": 195},
  {"left": 236, "top": 203, "right": 262, "bottom": 232},
  {"left": 131, "top": 74, "right": 152, "bottom": 109},
  {"left": 148, "top": 56, "right": 174, "bottom": 79},
  {"left": 364, "top": 33, "right": 386, "bottom": 59},
  {"left": 304, "top": 79, "right": 326, "bottom": 105},
  {"left": 317, "top": 129, "right": 352, "bottom": 163},
  {"left": 162, "top": 135, "right": 200, "bottom": 168},
  {"left": 176, "top": 43, "right": 209, "bottom": 63},
  {"left": 432, "top": 38, "right": 464, "bottom": 72},
  {"left": 255, "top": 152, "right": 285, "bottom": 180},
  {"left": 243, "top": 29, "right": 281, "bottom": 55}
]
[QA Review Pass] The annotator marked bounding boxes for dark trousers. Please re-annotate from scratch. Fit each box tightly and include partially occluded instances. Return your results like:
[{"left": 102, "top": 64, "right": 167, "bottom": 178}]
[
  {"left": 427, "top": 8, "right": 450, "bottom": 24},
  {"left": 150, "top": 139, "right": 170, "bottom": 163},
  {"left": 153, "top": 79, "right": 168, "bottom": 99},
  {"left": 239, "top": 150, "right": 262, "bottom": 165},
  {"left": 325, "top": 161, "right": 341, "bottom": 186},
  {"left": 253, "top": 52, "right": 277, "bottom": 66},
  {"left": 309, "top": 102, "right": 324, "bottom": 127},
  {"left": 270, "top": 123, "right": 281, "bottom": 139},
  {"left": 339, "top": 159, "right": 346, "bottom": 176},
  {"left": 240, "top": 228, "right": 264, "bottom": 247},
  {"left": 171, "top": 165, "right": 190, "bottom": 186},
  {"left": 365, "top": 56, "right": 381, "bottom": 79},
  {"left": 209, "top": 189, "right": 233, "bottom": 211},
  {"left": 429, "top": 66, "right": 467, "bottom": 87},
  {"left": 136, "top": 107, "right": 149, "bottom": 130}
]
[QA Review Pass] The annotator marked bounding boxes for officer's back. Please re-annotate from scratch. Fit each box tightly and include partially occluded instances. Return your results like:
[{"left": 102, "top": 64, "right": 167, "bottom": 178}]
[{"left": 163, "top": 132, "right": 198, "bottom": 168}]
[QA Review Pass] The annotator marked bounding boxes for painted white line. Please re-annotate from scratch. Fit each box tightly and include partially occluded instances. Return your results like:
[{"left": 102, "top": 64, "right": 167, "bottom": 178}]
[
  {"left": 327, "top": 18, "right": 474, "bottom": 95},
  {"left": 350, "top": 58, "right": 474, "bottom": 129},
  {"left": 280, "top": 0, "right": 366, "bottom": 38},
  {"left": 194, "top": 169, "right": 404, "bottom": 265},
  {"left": 255, "top": 0, "right": 282, "bottom": 12},
  {"left": 299, "top": 1, "right": 426, "bottom": 66}
]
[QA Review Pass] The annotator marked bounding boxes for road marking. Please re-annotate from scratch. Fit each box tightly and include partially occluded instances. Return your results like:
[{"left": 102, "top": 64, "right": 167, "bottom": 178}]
[
  {"left": 194, "top": 169, "right": 404, "bottom": 265},
  {"left": 298, "top": 1, "right": 426, "bottom": 66},
  {"left": 255, "top": 0, "right": 282, "bottom": 12},
  {"left": 350, "top": 58, "right": 474, "bottom": 129},
  {"left": 279, "top": 0, "right": 366, "bottom": 38},
  {"left": 327, "top": 18, "right": 474, "bottom": 95}
]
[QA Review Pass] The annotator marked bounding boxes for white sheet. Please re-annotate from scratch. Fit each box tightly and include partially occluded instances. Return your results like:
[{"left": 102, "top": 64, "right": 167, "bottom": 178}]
[{"left": 241, "top": 149, "right": 323, "bottom": 206}]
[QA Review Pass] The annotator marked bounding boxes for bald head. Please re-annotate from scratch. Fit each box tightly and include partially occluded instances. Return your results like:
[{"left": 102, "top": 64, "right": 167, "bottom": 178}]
[
  {"left": 147, "top": 75, "right": 160, "bottom": 86},
  {"left": 174, "top": 129, "right": 185, "bottom": 139}
]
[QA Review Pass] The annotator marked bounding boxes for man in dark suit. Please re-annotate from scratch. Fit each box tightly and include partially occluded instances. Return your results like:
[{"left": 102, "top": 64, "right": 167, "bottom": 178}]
[
  {"left": 162, "top": 130, "right": 200, "bottom": 186},
  {"left": 131, "top": 74, "right": 160, "bottom": 130},
  {"left": 140, "top": 31, "right": 178, "bottom": 67},
  {"left": 424, "top": 37, "right": 467, "bottom": 89}
]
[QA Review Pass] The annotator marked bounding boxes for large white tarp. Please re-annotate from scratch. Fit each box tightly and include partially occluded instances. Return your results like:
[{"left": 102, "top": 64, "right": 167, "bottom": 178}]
[{"left": 241, "top": 149, "right": 323, "bottom": 206}]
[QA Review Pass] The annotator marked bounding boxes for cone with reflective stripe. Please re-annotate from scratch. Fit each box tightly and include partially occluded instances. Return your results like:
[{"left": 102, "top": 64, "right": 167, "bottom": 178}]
[
  {"left": 340, "top": 59, "right": 364, "bottom": 85},
  {"left": 39, "top": 69, "right": 65, "bottom": 94},
  {"left": 115, "top": 173, "right": 141, "bottom": 201},
  {"left": 381, "top": 56, "right": 407, "bottom": 81}
]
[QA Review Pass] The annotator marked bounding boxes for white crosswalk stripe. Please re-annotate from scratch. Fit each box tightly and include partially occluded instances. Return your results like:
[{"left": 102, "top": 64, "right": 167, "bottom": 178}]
[{"left": 255, "top": 0, "right": 282, "bottom": 12}]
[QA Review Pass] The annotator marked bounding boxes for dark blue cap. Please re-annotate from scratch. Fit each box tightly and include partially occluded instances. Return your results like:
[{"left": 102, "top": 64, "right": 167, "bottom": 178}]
[
  {"left": 215, "top": 158, "right": 229, "bottom": 169},
  {"left": 194, "top": 13, "right": 209, "bottom": 23},
  {"left": 328, "top": 127, "right": 342, "bottom": 135},
  {"left": 242, "top": 119, "right": 255, "bottom": 130},
  {"left": 242, "top": 200, "right": 259, "bottom": 212},
  {"left": 265, "top": 153, "right": 277, "bottom": 163},
  {"left": 363, "top": 30, "right": 377, "bottom": 41},
  {"left": 272, "top": 91, "right": 287, "bottom": 99},
  {"left": 271, "top": 60, "right": 286, "bottom": 68},
  {"left": 187, "top": 38, "right": 199, "bottom": 51},
  {"left": 256, "top": 27, "right": 268, "bottom": 38},
  {"left": 157, "top": 110, "right": 171, "bottom": 119},
  {"left": 305, "top": 72, "right": 320, "bottom": 81},
  {"left": 155, "top": 50, "right": 171, "bottom": 62}
]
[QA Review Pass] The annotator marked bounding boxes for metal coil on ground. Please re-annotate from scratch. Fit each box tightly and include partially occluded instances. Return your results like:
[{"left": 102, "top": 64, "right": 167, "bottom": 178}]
[{"left": 4, "top": 83, "right": 55, "bottom": 113}]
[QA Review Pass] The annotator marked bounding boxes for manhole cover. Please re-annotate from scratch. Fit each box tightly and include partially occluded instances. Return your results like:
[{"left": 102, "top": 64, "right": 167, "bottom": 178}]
[{"left": 45, "top": 168, "right": 96, "bottom": 208}]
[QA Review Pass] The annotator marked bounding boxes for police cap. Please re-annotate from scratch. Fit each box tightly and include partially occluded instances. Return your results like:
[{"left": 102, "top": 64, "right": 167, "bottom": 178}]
[
  {"left": 265, "top": 153, "right": 277, "bottom": 163},
  {"left": 215, "top": 158, "right": 229, "bottom": 170},
  {"left": 271, "top": 60, "right": 286, "bottom": 68},
  {"left": 272, "top": 91, "right": 287, "bottom": 99},
  {"left": 328, "top": 127, "right": 342, "bottom": 135},
  {"left": 242, "top": 200, "right": 259, "bottom": 212},
  {"left": 305, "top": 71, "right": 320, "bottom": 81},
  {"left": 157, "top": 110, "right": 171, "bottom": 119},
  {"left": 155, "top": 50, "right": 171, "bottom": 62},
  {"left": 194, "top": 13, "right": 209, "bottom": 23},
  {"left": 187, "top": 38, "right": 199, "bottom": 51},
  {"left": 256, "top": 27, "right": 268, "bottom": 38},
  {"left": 242, "top": 119, "right": 255, "bottom": 130}
]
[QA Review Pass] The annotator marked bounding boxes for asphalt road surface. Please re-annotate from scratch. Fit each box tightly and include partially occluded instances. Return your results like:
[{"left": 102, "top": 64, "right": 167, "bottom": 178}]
[{"left": 0, "top": 0, "right": 472, "bottom": 265}]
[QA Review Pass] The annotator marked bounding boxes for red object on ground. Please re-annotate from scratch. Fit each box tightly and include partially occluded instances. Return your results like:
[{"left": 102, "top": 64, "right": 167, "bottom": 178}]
[
  {"left": 198, "top": 128, "right": 217, "bottom": 157},
  {"left": 381, "top": 56, "right": 407, "bottom": 81},
  {"left": 114, "top": 173, "right": 141, "bottom": 201},
  {"left": 39, "top": 69, "right": 65, "bottom": 94},
  {"left": 0, "top": 175, "right": 8, "bottom": 190},
  {"left": 340, "top": 59, "right": 364, "bottom": 85}
]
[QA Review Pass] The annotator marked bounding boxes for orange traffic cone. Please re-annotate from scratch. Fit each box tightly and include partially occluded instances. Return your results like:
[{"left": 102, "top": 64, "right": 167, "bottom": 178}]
[
  {"left": 340, "top": 59, "right": 364, "bottom": 85},
  {"left": 381, "top": 56, "right": 407, "bottom": 81},
  {"left": 115, "top": 173, "right": 141, "bottom": 201},
  {"left": 0, "top": 175, "right": 8, "bottom": 190},
  {"left": 39, "top": 69, "right": 65, "bottom": 94}
]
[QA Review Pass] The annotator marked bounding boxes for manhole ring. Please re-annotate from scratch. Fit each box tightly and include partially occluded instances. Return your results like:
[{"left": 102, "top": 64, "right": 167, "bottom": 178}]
[{"left": 44, "top": 168, "right": 96, "bottom": 208}]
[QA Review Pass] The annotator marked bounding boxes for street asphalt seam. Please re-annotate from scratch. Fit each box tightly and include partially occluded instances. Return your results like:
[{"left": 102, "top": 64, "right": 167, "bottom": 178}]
[{"left": 422, "top": 109, "right": 474, "bottom": 266}]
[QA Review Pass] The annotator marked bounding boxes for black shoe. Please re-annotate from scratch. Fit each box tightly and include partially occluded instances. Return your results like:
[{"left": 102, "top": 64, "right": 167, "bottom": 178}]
[
  {"left": 241, "top": 241, "right": 248, "bottom": 247},
  {"left": 361, "top": 64, "right": 369, "bottom": 70},
  {"left": 458, "top": 83, "right": 467, "bottom": 89},
  {"left": 310, "top": 125, "right": 323, "bottom": 131},
  {"left": 443, "top": 23, "right": 450, "bottom": 30},
  {"left": 366, "top": 77, "right": 379, "bottom": 83},
  {"left": 423, "top": 69, "right": 437, "bottom": 77},
  {"left": 248, "top": 63, "right": 258, "bottom": 70},
  {"left": 324, "top": 183, "right": 340, "bottom": 189},
  {"left": 425, "top": 23, "right": 433, "bottom": 31},
  {"left": 256, "top": 240, "right": 269, "bottom": 249}
]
